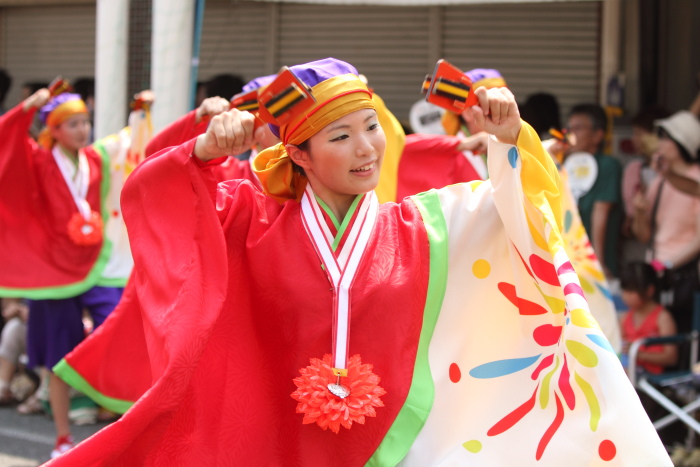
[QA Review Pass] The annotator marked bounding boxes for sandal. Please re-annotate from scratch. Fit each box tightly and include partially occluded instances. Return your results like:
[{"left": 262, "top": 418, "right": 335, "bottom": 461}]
[{"left": 17, "top": 393, "right": 43, "bottom": 415}]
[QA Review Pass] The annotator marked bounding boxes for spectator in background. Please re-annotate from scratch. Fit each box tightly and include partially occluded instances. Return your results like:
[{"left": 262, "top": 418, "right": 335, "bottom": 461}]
[
  {"left": 631, "top": 111, "right": 700, "bottom": 333},
  {"left": 650, "top": 81, "right": 700, "bottom": 198},
  {"left": 554, "top": 104, "right": 622, "bottom": 278},
  {"left": 205, "top": 73, "right": 245, "bottom": 100},
  {"left": 195, "top": 74, "right": 245, "bottom": 114},
  {"left": 622, "top": 107, "right": 670, "bottom": 216},
  {"left": 72, "top": 77, "right": 94, "bottom": 110},
  {"left": 0, "top": 69, "right": 11, "bottom": 115},
  {"left": 21, "top": 81, "right": 49, "bottom": 100},
  {"left": 520, "top": 92, "right": 561, "bottom": 139},
  {"left": 0, "top": 298, "right": 29, "bottom": 405},
  {"left": 619, "top": 262, "right": 678, "bottom": 375},
  {"left": 620, "top": 107, "right": 670, "bottom": 264}
]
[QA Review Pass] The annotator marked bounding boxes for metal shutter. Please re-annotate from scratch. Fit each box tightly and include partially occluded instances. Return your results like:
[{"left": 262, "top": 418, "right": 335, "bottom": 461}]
[
  {"left": 193, "top": 1, "right": 601, "bottom": 124},
  {"left": 2, "top": 5, "right": 96, "bottom": 108},
  {"left": 198, "top": 1, "right": 271, "bottom": 85},
  {"left": 277, "top": 3, "right": 432, "bottom": 122},
  {"left": 443, "top": 1, "right": 600, "bottom": 118}
]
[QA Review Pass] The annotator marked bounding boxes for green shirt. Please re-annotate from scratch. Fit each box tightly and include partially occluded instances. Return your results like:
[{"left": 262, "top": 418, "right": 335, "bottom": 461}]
[{"left": 578, "top": 153, "right": 622, "bottom": 276}]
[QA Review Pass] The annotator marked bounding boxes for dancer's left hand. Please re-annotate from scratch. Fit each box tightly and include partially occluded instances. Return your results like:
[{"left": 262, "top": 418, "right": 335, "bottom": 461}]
[{"left": 463, "top": 87, "right": 521, "bottom": 145}]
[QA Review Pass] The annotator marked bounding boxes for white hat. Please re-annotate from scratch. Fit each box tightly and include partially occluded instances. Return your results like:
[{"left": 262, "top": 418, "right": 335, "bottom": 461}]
[{"left": 655, "top": 110, "right": 700, "bottom": 159}]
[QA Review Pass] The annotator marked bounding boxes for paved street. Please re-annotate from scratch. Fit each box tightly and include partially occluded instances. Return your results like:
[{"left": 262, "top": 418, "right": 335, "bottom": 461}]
[{"left": 0, "top": 405, "right": 111, "bottom": 466}]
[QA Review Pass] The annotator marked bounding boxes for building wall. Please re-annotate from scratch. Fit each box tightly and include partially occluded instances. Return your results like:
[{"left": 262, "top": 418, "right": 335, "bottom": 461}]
[
  {"left": 1, "top": 4, "right": 96, "bottom": 108},
  {"left": 1, "top": 0, "right": 603, "bottom": 126},
  {"left": 199, "top": 0, "right": 601, "bottom": 125},
  {"left": 658, "top": 0, "right": 700, "bottom": 112}
]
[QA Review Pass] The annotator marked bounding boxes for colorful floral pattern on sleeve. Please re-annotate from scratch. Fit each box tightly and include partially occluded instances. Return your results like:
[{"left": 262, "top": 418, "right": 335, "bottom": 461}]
[
  {"left": 91, "top": 108, "right": 153, "bottom": 285},
  {"left": 558, "top": 168, "right": 621, "bottom": 353},
  {"left": 398, "top": 122, "right": 669, "bottom": 466}
]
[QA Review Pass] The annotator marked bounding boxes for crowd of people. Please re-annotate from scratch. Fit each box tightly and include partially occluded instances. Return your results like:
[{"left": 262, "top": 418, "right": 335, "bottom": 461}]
[{"left": 0, "top": 57, "right": 696, "bottom": 465}]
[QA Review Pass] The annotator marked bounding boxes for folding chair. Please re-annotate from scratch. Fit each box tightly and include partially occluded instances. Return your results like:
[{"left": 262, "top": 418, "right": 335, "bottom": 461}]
[{"left": 628, "top": 293, "right": 700, "bottom": 447}]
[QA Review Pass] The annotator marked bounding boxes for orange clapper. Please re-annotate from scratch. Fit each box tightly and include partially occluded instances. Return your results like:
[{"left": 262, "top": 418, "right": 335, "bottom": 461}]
[
  {"left": 257, "top": 67, "right": 316, "bottom": 126},
  {"left": 422, "top": 60, "right": 478, "bottom": 113}
]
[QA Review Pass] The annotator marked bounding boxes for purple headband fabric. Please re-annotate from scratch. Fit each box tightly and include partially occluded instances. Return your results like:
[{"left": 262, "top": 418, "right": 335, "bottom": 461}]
[
  {"left": 464, "top": 68, "right": 503, "bottom": 83},
  {"left": 242, "top": 74, "right": 276, "bottom": 93},
  {"left": 268, "top": 57, "right": 359, "bottom": 138},
  {"left": 39, "top": 93, "right": 84, "bottom": 125}
]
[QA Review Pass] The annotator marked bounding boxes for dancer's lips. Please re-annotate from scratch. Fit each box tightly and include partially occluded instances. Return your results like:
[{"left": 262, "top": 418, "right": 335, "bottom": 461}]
[{"left": 350, "top": 161, "right": 376, "bottom": 175}]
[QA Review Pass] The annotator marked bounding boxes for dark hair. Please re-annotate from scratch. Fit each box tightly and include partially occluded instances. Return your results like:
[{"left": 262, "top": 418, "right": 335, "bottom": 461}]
[
  {"left": 72, "top": 77, "right": 95, "bottom": 102},
  {"left": 620, "top": 262, "right": 659, "bottom": 301},
  {"left": 520, "top": 93, "right": 561, "bottom": 137},
  {"left": 631, "top": 106, "right": 670, "bottom": 133},
  {"left": 0, "top": 69, "right": 12, "bottom": 106},
  {"left": 23, "top": 81, "right": 49, "bottom": 95},
  {"left": 205, "top": 74, "right": 245, "bottom": 99},
  {"left": 569, "top": 103, "right": 608, "bottom": 132},
  {"left": 657, "top": 127, "right": 699, "bottom": 164}
]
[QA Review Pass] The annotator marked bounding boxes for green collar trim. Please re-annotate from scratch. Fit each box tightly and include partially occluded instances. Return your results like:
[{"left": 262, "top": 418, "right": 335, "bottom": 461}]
[{"left": 314, "top": 194, "right": 364, "bottom": 252}]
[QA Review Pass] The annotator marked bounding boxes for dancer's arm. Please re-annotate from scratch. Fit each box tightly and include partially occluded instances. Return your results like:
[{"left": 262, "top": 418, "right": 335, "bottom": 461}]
[{"left": 145, "top": 97, "right": 229, "bottom": 158}]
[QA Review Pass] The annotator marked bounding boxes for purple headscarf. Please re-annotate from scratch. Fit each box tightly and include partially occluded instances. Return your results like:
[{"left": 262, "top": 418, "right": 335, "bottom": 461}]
[
  {"left": 464, "top": 68, "right": 506, "bottom": 88},
  {"left": 242, "top": 74, "right": 276, "bottom": 93},
  {"left": 39, "top": 92, "right": 85, "bottom": 125},
  {"left": 267, "top": 58, "right": 359, "bottom": 138}
]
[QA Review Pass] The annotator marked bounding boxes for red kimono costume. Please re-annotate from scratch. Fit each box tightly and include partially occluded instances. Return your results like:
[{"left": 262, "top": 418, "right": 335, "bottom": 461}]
[
  {"left": 51, "top": 124, "right": 669, "bottom": 466},
  {"left": 0, "top": 105, "right": 112, "bottom": 298}
]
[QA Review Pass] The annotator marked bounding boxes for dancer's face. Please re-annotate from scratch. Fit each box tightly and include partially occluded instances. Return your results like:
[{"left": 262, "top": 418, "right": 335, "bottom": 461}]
[
  {"left": 52, "top": 113, "right": 91, "bottom": 153},
  {"left": 289, "top": 108, "right": 385, "bottom": 199}
]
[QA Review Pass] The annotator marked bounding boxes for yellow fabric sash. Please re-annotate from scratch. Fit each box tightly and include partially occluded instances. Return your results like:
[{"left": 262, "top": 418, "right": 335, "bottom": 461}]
[
  {"left": 38, "top": 99, "right": 89, "bottom": 149},
  {"left": 372, "top": 93, "right": 405, "bottom": 203},
  {"left": 253, "top": 74, "right": 374, "bottom": 203}
]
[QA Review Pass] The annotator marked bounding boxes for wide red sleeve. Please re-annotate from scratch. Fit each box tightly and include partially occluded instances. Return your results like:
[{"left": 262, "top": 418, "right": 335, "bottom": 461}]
[
  {"left": 0, "top": 104, "right": 40, "bottom": 205},
  {"left": 396, "top": 133, "right": 482, "bottom": 201},
  {"left": 144, "top": 110, "right": 207, "bottom": 158},
  {"left": 0, "top": 104, "right": 109, "bottom": 296},
  {"left": 47, "top": 136, "right": 238, "bottom": 465}
]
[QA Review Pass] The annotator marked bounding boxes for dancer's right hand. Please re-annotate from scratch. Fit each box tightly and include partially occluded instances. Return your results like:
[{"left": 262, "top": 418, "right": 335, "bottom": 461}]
[
  {"left": 23, "top": 88, "right": 50, "bottom": 111},
  {"left": 193, "top": 108, "right": 255, "bottom": 161}
]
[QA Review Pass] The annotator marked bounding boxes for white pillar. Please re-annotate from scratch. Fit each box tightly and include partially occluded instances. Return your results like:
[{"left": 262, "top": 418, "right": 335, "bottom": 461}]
[
  {"left": 94, "top": 0, "right": 129, "bottom": 140},
  {"left": 152, "top": 0, "right": 194, "bottom": 133}
]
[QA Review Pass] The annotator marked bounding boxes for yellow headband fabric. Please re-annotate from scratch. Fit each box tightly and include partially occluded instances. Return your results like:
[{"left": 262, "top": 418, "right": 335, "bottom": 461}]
[
  {"left": 39, "top": 100, "right": 89, "bottom": 149},
  {"left": 472, "top": 77, "right": 507, "bottom": 89},
  {"left": 372, "top": 92, "right": 405, "bottom": 203},
  {"left": 253, "top": 74, "right": 375, "bottom": 203},
  {"left": 46, "top": 99, "right": 89, "bottom": 128}
]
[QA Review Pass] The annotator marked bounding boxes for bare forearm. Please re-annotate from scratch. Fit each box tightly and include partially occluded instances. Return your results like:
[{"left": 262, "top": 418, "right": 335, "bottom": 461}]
[
  {"left": 591, "top": 202, "right": 613, "bottom": 267},
  {"left": 638, "top": 348, "right": 677, "bottom": 367},
  {"left": 664, "top": 170, "right": 700, "bottom": 198},
  {"left": 591, "top": 225, "right": 606, "bottom": 267},
  {"left": 631, "top": 209, "right": 651, "bottom": 243}
]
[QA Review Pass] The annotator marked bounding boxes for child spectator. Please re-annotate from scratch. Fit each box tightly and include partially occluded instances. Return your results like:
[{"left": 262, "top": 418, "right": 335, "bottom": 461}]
[{"left": 620, "top": 262, "right": 678, "bottom": 374}]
